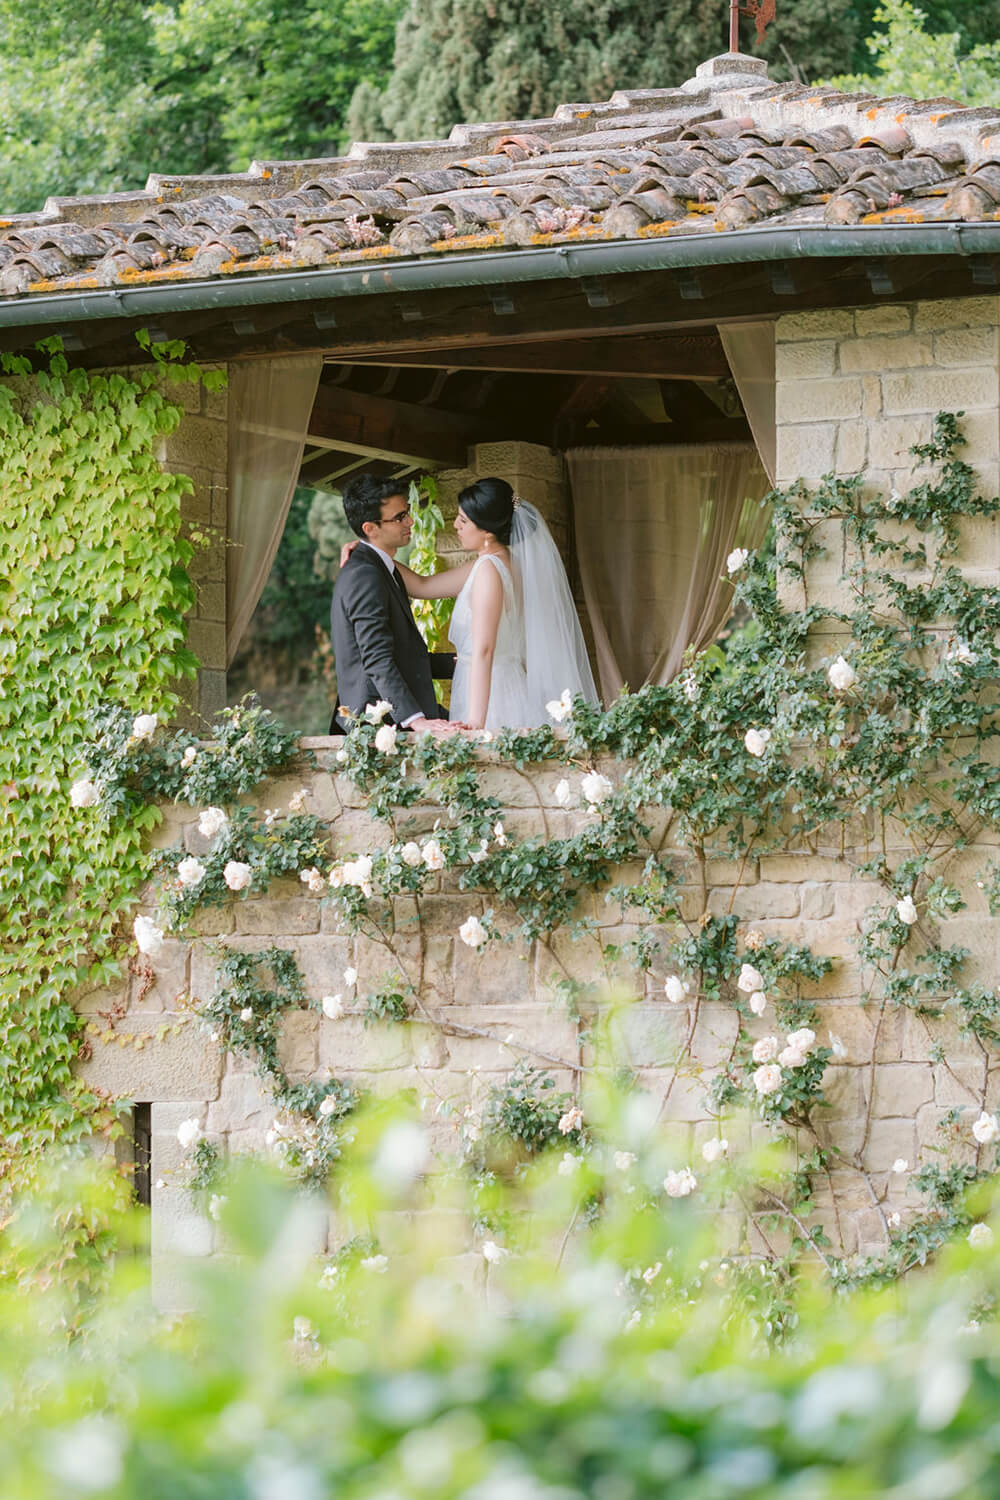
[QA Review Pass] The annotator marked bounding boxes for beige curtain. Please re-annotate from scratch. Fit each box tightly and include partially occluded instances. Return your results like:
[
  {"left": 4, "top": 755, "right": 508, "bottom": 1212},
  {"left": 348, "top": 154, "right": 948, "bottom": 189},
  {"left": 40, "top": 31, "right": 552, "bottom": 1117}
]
[
  {"left": 566, "top": 443, "right": 770, "bottom": 702},
  {"left": 718, "top": 321, "right": 776, "bottom": 484},
  {"left": 226, "top": 354, "right": 323, "bottom": 664}
]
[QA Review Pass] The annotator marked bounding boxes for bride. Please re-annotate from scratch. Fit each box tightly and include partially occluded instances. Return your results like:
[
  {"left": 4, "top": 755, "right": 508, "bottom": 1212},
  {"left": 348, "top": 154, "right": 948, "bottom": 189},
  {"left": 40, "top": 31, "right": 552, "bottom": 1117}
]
[{"left": 382, "top": 477, "right": 598, "bottom": 731}]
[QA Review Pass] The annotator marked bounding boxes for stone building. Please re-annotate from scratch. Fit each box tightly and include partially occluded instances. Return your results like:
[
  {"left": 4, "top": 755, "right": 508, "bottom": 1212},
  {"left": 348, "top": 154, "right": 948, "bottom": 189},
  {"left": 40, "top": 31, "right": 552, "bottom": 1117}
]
[{"left": 3, "top": 51, "right": 1000, "bottom": 1296}]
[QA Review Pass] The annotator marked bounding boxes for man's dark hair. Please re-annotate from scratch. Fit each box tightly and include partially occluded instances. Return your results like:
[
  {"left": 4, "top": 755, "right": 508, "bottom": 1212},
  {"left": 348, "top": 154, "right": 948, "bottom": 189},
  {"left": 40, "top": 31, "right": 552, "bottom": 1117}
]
[{"left": 341, "top": 474, "right": 408, "bottom": 539}]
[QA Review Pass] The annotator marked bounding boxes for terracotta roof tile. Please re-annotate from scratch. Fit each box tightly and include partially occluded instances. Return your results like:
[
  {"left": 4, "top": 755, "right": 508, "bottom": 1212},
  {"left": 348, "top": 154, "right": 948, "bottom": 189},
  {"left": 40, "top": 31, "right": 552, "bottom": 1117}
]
[{"left": 3, "top": 54, "right": 1000, "bottom": 300}]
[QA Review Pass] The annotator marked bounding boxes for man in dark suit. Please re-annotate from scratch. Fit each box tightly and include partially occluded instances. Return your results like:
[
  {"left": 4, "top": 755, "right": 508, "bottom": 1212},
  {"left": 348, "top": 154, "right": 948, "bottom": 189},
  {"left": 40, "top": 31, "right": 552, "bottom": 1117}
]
[{"left": 329, "top": 474, "right": 458, "bottom": 736}]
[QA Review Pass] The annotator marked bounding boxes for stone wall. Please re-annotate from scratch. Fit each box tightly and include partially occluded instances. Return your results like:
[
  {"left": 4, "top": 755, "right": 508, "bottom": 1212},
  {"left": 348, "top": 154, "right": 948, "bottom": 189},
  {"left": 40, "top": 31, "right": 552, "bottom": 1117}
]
[
  {"left": 160, "top": 365, "right": 229, "bottom": 724},
  {"left": 91, "top": 294, "right": 1000, "bottom": 1304}
]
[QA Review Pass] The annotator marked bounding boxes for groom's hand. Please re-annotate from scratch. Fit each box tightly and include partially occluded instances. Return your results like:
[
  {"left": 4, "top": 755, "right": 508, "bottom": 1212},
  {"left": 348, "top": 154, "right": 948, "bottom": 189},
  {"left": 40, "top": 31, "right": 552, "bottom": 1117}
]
[{"left": 410, "top": 716, "right": 461, "bottom": 738}]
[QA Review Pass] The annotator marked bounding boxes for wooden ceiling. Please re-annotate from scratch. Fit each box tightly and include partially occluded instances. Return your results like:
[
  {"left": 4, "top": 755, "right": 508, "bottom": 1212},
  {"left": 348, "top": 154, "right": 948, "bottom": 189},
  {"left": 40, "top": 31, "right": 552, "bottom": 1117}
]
[{"left": 299, "top": 327, "right": 750, "bottom": 489}]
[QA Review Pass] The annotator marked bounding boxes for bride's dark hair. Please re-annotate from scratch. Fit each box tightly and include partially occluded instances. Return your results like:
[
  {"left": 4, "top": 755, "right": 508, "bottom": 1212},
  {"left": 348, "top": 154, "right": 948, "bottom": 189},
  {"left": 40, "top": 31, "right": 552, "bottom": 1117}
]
[{"left": 458, "top": 476, "right": 515, "bottom": 546}]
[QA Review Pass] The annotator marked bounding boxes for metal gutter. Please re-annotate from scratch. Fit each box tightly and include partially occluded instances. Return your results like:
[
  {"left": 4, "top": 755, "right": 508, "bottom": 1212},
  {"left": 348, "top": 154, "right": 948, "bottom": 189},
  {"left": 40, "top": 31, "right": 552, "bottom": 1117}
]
[{"left": 0, "top": 222, "right": 997, "bottom": 329}]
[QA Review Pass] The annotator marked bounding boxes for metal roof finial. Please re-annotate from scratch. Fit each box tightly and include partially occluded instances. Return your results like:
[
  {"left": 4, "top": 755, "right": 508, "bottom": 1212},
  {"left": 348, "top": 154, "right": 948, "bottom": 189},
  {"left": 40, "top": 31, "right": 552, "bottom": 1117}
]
[{"left": 729, "top": 0, "right": 776, "bottom": 52}]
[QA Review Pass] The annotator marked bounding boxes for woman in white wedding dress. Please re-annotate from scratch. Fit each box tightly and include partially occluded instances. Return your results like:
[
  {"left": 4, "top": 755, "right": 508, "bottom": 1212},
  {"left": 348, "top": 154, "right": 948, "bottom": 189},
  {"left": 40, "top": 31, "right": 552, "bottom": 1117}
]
[{"left": 390, "top": 477, "right": 599, "bottom": 731}]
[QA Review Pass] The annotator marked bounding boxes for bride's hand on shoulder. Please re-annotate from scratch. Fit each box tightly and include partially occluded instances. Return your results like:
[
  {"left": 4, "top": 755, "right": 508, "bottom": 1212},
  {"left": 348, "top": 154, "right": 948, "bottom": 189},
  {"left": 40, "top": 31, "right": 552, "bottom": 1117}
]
[{"left": 340, "top": 538, "right": 360, "bottom": 568}]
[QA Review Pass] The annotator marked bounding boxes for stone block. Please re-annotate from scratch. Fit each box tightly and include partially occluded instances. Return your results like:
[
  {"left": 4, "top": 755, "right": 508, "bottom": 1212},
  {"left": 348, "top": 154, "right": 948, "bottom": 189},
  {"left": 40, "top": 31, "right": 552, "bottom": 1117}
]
[
  {"left": 707, "top": 883, "right": 800, "bottom": 920},
  {"left": 870, "top": 1063, "right": 934, "bottom": 1117},
  {"left": 934, "top": 326, "right": 998, "bottom": 367},
  {"left": 882, "top": 367, "right": 997, "bottom": 418},
  {"left": 774, "top": 340, "right": 837, "bottom": 379},
  {"left": 775, "top": 422, "right": 836, "bottom": 482},
  {"left": 77, "top": 1013, "right": 223, "bottom": 1102},
  {"left": 854, "top": 306, "right": 912, "bottom": 335},
  {"left": 235, "top": 899, "right": 321, "bottom": 936},
  {"left": 197, "top": 580, "right": 225, "bottom": 621},
  {"left": 838, "top": 334, "right": 933, "bottom": 373},
  {"left": 457, "top": 933, "right": 536, "bottom": 1004},
  {"left": 835, "top": 419, "right": 867, "bottom": 474},
  {"left": 913, "top": 296, "right": 999, "bottom": 332},
  {"left": 185, "top": 619, "right": 226, "bottom": 670},
  {"left": 163, "top": 412, "right": 227, "bottom": 471},
  {"left": 205, "top": 1069, "right": 274, "bottom": 1134},
  {"left": 294, "top": 934, "right": 356, "bottom": 997},
  {"left": 815, "top": 1002, "right": 902, "bottom": 1063},
  {"left": 758, "top": 854, "right": 850, "bottom": 883},
  {"left": 130, "top": 938, "right": 190, "bottom": 1013},
  {"left": 318, "top": 1015, "right": 413, "bottom": 1072},
  {"left": 435, "top": 1004, "right": 579, "bottom": 1071},
  {"left": 277, "top": 1009, "right": 318, "bottom": 1080},
  {"left": 863, "top": 1117, "right": 918, "bottom": 1172},
  {"left": 799, "top": 882, "right": 835, "bottom": 920},
  {"left": 777, "top": 309, "right": 856, "bottom": 341}
]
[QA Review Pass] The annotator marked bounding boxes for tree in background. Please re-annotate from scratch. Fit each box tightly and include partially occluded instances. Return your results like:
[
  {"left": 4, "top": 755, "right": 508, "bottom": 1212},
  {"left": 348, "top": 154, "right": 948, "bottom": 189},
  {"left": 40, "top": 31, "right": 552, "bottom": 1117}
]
[
  {"left": 0, "top": 0, "right": 403, "bottom": 212},
  {"left": 823, "top": 0, "right": 1000, "bottom": 106},
  {"left": 349, "top": 0, "right": 864, "bottom": 144}
]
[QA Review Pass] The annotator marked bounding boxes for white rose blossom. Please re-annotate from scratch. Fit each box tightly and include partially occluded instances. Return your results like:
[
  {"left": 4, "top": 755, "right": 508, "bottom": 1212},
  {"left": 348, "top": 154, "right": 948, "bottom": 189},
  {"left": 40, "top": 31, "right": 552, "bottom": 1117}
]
[
  {"left": 343, "top": 967, "right": 358, "bottom": 987},
  {"left": 335, "top": 748, "right": 348, "bottom": 764},
  {"left": 753, "top": 1063, "right": 782, "bottom": 1096},
  {"left": 968, "top": 1223, "right": 994, "bottom": 1249},
  {"left": 546, "top": 689, "right": 573, "bottom": 723},
  {"left": 777, "top": 1044, "right": 808, "bottom": 1069},
  {"left": 752, "top": 1036, "right": 778, "bottom": 1064},
  {"left": 198, "top": 806, "right": 229, "bottom": 840},
  {"left": 133, "top": 914, "right": 164, "bottom": 957},
  {"left": 365, "top": 701, "right": 393, "bottom": 723},
  {"left": 299, "top": 866, "right": 325, "bottom": 894},
  {"left": 664, "top": 975, "right": 689, "bottom": 1004},
  {"left": 131, "top": 713, "right": 158, "bottom": 742},
  {"left": 288, "top": 787, "right": 309, "bottom": 813},
  {"left": 554, "top": 778, "right": 572, "bottom": 807},
  {"left": 459, "top": 914, "right": 488, "bottom": 949},
  {"left": 181, "top": 745, "right": 198, "bottom": 769},
  {"left": 422, "top": 839, "right": 445, "bottom": 871},
  {"left": 70, "top": 777, "right": 99, "bottom": 808},
  {"left": 663, "top": 1167, "right": 697, "bottom": 1198},
  {"left": 827, "top": 655, "right": 857, "bottom": 692},
  {"left": 239, "top": 1006, "right": 253, "bottom": 1022},
  {"left": 701, "top": 1137, "right": 729, "bottom": 1164},
  {"left": 374, "top": 724, "right": 398, "bottom": 755},
  {"left": 786, "top": 1027, "right": 817, "bottom": 1054},
  {"left": 319, "top": 1094, "right": 340, "bottom": 1116},
  {"left": 896, "top": 895, "right": 918, "bottom": 926},
  {"left": 679, "top": 669, "right": 698, "bottom": 703},
  {"left": 892, "top": 1158, "right": 908, "bottom": 1174},
  {"left": 737, "top": 963, "right": 764, "bottom": 994},
  {"left": 744, "top": 727, "right": 771, "bottom": 758},
  {"left": 944, "top": 640, "right": 977, "bottom": 666},
  {"left": 321, "top": 994, "right": 344, "bottom": 1020},
  {"left": 176, "top": 1117, "right": 202, "bottom": 1151},
  {"left": 749, "top": 991, "right": 767, "bottom": 1016},
  {"left": 557, "top": 1152, "right": 581, "bottom": 1176},
  {"left": 973, "top": 1111, "right": 1000, "bottom": 1145},
  {"left": 177, "top": 856, "right": 205, "bottom": 888},
  {"left": 726, "top": 547, "right": 749, "bottom": 575},
  {"left": 401, "top": 841, "right": 423, "bottom": 867},
  {"left": 642, "top": 1262, "right": 662, "bottom": 1284},
  {"left": 614, "top": 1151, "right": 637, "bottom": 1170},
  {"left": 482, "top": 1240, "right": 508, "bottom": 1263},
  {"left": 493, "top": 820, "right": 507, "bottom": 847},
  {"left": 581, "top": 771, "right": 613, "bottom": 806},
  {"left": 223, "top": 860, "right": 252, "bottom": 892},
  {"left": 558, "top": 1106, "right": 584, "bottom": 1135}
]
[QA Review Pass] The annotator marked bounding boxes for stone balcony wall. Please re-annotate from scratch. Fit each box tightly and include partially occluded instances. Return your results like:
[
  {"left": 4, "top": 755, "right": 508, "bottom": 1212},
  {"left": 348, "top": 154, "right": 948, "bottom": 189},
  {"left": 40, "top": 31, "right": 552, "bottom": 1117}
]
[{"left": 75, "top": 742, "right": 995, "bottom": 1305}]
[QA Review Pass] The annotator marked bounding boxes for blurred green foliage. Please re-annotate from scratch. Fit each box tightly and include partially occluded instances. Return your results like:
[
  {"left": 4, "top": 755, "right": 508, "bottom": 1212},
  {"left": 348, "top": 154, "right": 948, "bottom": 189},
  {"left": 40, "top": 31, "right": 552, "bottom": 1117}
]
[
  {"left": 822, "top": 0, "right": 1000, "bottom": 106},
  {"left": 3, "top": 1084, "right": 1000, "bottom": 1498}
]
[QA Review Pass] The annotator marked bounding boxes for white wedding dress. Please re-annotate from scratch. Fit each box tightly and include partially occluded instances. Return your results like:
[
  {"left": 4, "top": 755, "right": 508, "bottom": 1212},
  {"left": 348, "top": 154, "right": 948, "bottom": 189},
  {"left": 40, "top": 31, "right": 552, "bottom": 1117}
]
[{"left": 449, "top": 553, "right": 533, "bottom": 729}]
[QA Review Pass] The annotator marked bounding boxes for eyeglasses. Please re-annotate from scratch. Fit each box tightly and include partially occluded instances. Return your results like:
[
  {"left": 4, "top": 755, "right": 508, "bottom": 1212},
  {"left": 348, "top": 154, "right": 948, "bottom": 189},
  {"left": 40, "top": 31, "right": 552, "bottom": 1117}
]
[{"left": 383, "top": 507, "right": 411, "bottom": 525}]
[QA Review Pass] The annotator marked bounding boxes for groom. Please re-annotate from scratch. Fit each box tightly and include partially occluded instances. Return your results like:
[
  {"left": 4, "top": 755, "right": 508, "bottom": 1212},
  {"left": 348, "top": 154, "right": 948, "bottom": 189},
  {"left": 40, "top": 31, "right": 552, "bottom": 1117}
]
[{"left": 329, "top": 474, "right": 458, "bottom": 735}]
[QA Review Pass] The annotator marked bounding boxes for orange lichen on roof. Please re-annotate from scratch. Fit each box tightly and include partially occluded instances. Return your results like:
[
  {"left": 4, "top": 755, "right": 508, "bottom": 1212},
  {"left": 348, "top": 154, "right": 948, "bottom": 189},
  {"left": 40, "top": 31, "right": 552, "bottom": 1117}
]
[
  {"left": 866, "top": 108, "right": 878, "bottom": 119},
  {"left": 261, "top": 169, "right": 272, "bottom": 179},
  {"left": 28, "top": 274, "right": 102, "bottom": 294},
  {"left": 115, "top": 263, "right": 205, "bottom": 284},
  {"left": 637, "top": 220, "right": 685, "bottom": 237},
  {"left": 687, "top": 201, "right": 714, "bottom": 213},
  {"left": 429, "top": 232, "right": 504, "bottom": 252},
  {"left": 575, "top": 111, "right": 593, "bottom": 119}
]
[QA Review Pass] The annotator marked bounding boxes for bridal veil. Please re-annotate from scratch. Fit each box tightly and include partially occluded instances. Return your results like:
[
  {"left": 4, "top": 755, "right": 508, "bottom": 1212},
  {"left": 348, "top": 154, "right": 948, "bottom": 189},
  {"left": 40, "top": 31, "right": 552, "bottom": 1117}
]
[{"left": 510, "top": 500, "right": 599, "bottom": 720}]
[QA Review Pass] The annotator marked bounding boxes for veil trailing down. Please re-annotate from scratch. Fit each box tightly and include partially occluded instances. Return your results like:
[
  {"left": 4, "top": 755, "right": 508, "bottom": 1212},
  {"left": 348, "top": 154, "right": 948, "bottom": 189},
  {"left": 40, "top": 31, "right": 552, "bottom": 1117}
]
[{"left": 510, "top": 499, "right": 599, "bottom": 723}]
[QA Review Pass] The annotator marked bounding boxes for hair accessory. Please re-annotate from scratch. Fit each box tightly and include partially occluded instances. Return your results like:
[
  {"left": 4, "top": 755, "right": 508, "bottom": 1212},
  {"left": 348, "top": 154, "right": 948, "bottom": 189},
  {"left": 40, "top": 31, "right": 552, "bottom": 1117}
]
[{"left": 512, "top": 494, "right": 522, "bottom": 508}]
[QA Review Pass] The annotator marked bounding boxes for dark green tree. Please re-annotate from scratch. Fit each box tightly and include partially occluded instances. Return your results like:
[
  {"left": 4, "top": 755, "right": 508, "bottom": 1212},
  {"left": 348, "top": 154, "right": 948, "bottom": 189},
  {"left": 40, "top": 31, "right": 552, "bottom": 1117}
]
[{"left": 349, "top": 0, "right": 863, "bottom": 145}]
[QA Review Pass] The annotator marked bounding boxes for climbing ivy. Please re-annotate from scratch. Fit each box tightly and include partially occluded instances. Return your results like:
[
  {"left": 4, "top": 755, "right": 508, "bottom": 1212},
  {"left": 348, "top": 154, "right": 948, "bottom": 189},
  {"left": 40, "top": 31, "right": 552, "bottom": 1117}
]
[{"left": 0, "top": 339, "right": 216, "bottom": 1246}]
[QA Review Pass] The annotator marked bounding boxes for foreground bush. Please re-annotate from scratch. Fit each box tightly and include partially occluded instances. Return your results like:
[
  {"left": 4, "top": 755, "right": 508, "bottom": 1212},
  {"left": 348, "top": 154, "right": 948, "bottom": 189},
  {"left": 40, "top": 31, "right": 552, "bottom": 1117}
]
[{"left": 2, "top": 1089, "right": 1000, "bottom": 1499}]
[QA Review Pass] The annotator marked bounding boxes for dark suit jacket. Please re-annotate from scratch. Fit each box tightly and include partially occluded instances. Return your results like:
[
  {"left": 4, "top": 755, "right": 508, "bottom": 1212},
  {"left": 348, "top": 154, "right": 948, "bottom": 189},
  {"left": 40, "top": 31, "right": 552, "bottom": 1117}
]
[{"left": 329, "top": 545, "right": 453, "bottom": 733}]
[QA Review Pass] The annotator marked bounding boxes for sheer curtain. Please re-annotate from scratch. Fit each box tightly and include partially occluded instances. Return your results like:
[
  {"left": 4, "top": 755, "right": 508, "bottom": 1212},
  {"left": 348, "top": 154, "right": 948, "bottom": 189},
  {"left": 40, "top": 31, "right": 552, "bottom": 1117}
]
[
  {"left": 718, "top": 321, "right": 776, "bottom": 483},
  {"left": 226, "top": 354, "right": 323, "bottom": 665},
  {"left": 566, "top": 443, "right": 770, "bottom": 702}
]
